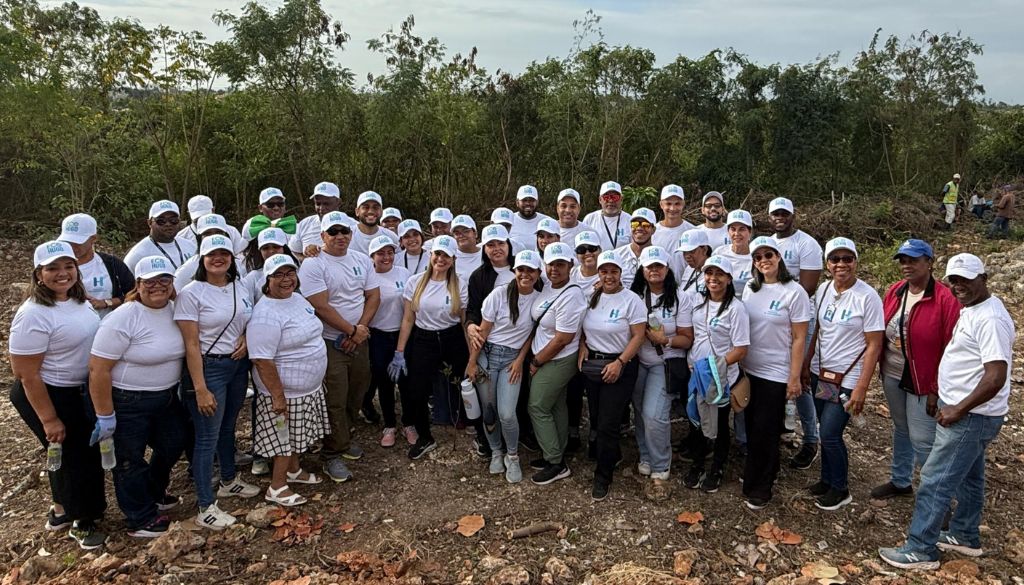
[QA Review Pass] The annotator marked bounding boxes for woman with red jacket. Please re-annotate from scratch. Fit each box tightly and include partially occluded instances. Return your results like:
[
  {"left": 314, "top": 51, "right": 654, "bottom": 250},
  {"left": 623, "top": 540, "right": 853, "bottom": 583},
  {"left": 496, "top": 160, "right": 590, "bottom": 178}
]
[{"left": 871, "top": 239, "right": 960, "bottom": 500}]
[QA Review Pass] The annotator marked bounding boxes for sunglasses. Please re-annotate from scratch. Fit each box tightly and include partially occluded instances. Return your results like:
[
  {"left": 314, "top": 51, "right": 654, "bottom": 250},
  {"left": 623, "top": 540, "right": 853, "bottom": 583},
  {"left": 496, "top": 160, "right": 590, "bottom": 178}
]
[
  {"left": 630, "top": 220, "right": 654, "bottom": 230},
  {"left": 575, "top": 245, "right": 600, "bottom": 254},
  {"left": 153, "top": 217, "right": 179, "bottom": 226},
  {"left": 325, "top": 226, "right": 352, "bottom": 236},
  {"left": 828, "top": 255, "right": 856, "bottom": 265},
  {"left": 752, "top": 250, "right": 777, "bottom": 262},
  {"left": 600, "top": 193, "right": 622, "bottom": 202},
  {"left": 142, "top": 275, "right": 173, "bottom": 287},
  {"left": 269, "top": 269, "right": 297, "bottom": 279},
  {"left": 263, "top": 201, "right": 285, "bottom": 209},
  {"left": 702, "top": 203, "right": 723, "bottom": 210}
]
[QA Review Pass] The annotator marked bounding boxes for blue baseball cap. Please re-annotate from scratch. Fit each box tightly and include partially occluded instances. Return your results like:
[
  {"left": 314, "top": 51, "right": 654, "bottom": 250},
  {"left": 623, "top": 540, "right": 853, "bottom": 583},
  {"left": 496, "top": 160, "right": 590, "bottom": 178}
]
[{"left": 893, "top": 239, "right": 933, "bottom": 260}]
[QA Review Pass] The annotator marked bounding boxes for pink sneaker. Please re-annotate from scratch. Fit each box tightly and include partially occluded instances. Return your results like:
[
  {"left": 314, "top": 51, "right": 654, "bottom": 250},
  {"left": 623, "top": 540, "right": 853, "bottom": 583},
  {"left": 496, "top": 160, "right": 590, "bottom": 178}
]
[
  {"left": 380, "top": 428, "right": 396, "bottom": 448},
  {"left": 403, "top": 426, "right": 418, "bottom": 446}
]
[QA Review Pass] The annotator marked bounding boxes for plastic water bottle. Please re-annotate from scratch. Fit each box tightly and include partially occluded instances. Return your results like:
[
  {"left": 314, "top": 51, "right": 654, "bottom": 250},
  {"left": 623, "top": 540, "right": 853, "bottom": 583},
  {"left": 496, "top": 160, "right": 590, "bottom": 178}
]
[
  {"left": 784, "top": 400, "right": 797, "bottom": 431},
  {"left": 840, "top": 393, "right": 866, "bottom": 428},
  {"left": 273, "top": 414, "right": 290, "bottom": 446},
  {"left": 647, "top": 314, "right": 662, "bottom": 331},
  {"left": 99, "top": 437, "right": 116, "bottom": 470},
  {"left": 46, "top": 442, "right": 62, "bottom": 472}
]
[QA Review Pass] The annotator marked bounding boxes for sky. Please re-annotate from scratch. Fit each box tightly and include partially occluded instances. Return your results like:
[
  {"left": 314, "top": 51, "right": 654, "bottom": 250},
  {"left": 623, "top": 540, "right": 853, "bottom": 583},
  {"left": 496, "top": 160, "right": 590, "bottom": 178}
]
[{"left": 77, "top": 0, "right": 1022, "bottom": 103}]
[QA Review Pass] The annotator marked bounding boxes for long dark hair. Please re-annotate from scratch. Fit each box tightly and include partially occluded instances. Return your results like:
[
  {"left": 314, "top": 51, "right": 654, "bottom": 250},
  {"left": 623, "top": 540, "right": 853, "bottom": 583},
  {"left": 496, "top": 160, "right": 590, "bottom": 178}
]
[
  {"left": 246, "top": 240, "right": 298, "bottom": 272},
  {"left": 28, "top": 265, "right": 87, "bottom": 307},
  {"left": 698, "top": 276, "right": 736, "bottom": 317},
  {"left": 630, "top": 266, "right": 679, "bottom": 312},
  {"left": 748, "top": 256, "right": 796, "bottom": 293},
  {"left": 587, "top": 266, "right": 623, "bottom": 310},
  {"left": 481, "top": 239, "right": 513, "bottom": 271},
  {"left": 194, "top": 252, "right": 240, "bottom": 283}
]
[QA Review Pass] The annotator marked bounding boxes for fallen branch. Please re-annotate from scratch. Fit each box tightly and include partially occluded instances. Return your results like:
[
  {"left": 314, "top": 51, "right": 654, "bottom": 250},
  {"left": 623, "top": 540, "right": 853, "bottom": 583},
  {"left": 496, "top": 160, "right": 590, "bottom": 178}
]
[{"left": 507, "top": 521, "right": 562, "bottom": 540}]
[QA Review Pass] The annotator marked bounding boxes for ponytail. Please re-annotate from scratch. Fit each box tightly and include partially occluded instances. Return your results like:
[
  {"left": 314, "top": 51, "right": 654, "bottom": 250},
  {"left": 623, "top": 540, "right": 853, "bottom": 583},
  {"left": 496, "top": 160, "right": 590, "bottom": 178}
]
[{"left": 506, "top": 280, "right": 521, "bottom": 325}]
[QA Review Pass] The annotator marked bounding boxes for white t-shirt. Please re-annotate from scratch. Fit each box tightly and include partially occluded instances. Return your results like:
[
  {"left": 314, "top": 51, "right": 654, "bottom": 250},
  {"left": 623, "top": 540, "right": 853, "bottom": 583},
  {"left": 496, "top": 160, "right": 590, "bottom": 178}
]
[
  {"left": 78, "top": 255, "right": 114, "bottom": 318},
  {"left": 455, "top": 247, "right": 483, "bottom": 282},
  {"left": 583, "top": 289, "right": 646, "bottom": 354},
  {"left": 651, "top": 220, "right": 696, "bottom": 253},
  {"left": 713, "top": 244, "right": 753, "bottom": 295},
  {"left": 288, "top": 215, "right": 323, "bottom": 255},
  {"left": 559, "top": 223, "right": 596, "bottom": 249},
  {"left": 123, "top": 236, "right": 197, "bottom": 275},
  {"left": 173, "top": 255, "right": 248, "bottom": 293},
  {"left": 582, "top": 210, "right": 632, "bottom": 251},
  {"left": 811, "top": 279, "right": 885, "bottom": 390},
  {"left": 178, "top": 224, "right": 247, "bottom": 255},
  {"left": 403, "top": 272, "right": 468, "bottom": 331},
  {"left": 637, "top": 289, "right": 694, "bottom": 365},
  {"left": 369, "top": 266, "right": 412, "bottom": 332},
  {"left": 299, "top": 250, "right": 379, "bottom": 340},
  {"left": 679, "top": 266, "right": 706, "bottom": 296},
  {"left": 570, "top": 267, "right": 600, "bottom": 299},
  {"left": 91, "top": 301, "right": 184, "bottom": 391},
  {"left": 611, "top": 244, "right": 643, "bottom": 289},
  {"left": 696, "top": 224, "right": 730, "bottom": 248},
  {"left": 9, "top": 299, "right": 100, "bottom": 386},
  {"left": 531, "top": 283, "right": 588, "bottom": 360},
  {"left": 241, "top": 268, "right": 265, "bottom": 305},
  {"left": 493, "top": 266, "right": 516, "bottom": 289},
  {"left": 689, "top": 298, "right": 750, "bottom": 385},
  {"left": 938, "top": 296, "right": 1015, "bottom": 416},
  {"left": 350, "top": 225, "right": 399, "bottom": 256},
  {"left": 248, "top": 294, "right": 327, "bottom": 398},
  {"left": 741, "top": 281, "right": 812, "bottom": 383},
  {"left": 396, "top": 249, "right": 428, "bottom": 275},
  {"left": 771, "top": 230, "right": 823, "bottom": 282},
  {"left": 509, "top": 213, "right": 553, "bottom": 251},
  {"left": 174, "top": 280, "right": 254, "bottom": 354},
  {"left": 482, "top": 286, "right": 539, "bottom": 349}
]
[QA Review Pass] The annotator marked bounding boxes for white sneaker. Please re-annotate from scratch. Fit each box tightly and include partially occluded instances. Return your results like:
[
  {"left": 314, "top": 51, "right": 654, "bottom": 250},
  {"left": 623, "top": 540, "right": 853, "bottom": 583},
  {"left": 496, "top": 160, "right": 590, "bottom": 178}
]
[
  {"left": 637, "top": 462, "right": 652, "bottom": 477},
  {"left": 197, "top": 501, "right": 236, "bottom": 530},
  {"left": 489, "top": 451, "right": 505, "bottom": 474},
  {"left": 217, "top": 477, "right": 260, "bottom": 499}
]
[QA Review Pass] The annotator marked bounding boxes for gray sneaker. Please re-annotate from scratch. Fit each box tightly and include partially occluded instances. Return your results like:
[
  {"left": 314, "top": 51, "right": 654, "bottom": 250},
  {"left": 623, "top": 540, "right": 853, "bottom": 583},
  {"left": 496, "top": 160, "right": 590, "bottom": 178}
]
[
  {"left": 489, "top": 451, "right": 505, "bottom": 474},
  {"left": 341, "top": 445, "right": 364, "bottom": 461},
  {"left": 324, "top": 459, "right": 353, "bottom": 482},
  {"left": 504, "top": 455, "right": 522, "bottom": 484}
]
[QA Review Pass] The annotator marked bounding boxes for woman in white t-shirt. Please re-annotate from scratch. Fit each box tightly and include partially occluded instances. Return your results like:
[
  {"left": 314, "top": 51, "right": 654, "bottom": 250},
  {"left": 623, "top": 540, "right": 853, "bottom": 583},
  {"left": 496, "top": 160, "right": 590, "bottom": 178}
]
[
  {"left": 363, "top": 236, "right": 415, "bottom": 448},
  {"left": 578, "top": 251, "right": 646, "bottom": 500},
  {"left": 684, "top": 255, "right": 750, "bottom": 494},
  {"left": 570, "top": 230, "right": 601, "bottom": 296},
  {"left": 241, "top": 228, "right": 296, "bottom": 304},
  {"left": 713, "top": 210, "right": 754, "bottom": 296},
  {"left": 390, "top": 236, "right": 469, "bottom": 460},
  {"left": 175, "top": 235, "right": 257, "bottom": 530},
  {"left": 88, "top": 256, "right": 188, "bottom": 538},
  {"left": 247, "top": 255, "right": 330, "bottom": 507},
  {"left": 8, "top": 241, "right": 105, "bottom": 548},
  {"left": 628, "top": 246, "right": 694, "bottom": 500},
  {"left": 676, "top": 229, "right": 711, "bottom": 295},
  {"left": 739, "top": 237, "right": 811, "bottom": 509},
  {"left": 466, "top": 250, "right": 542, "bottom": 484},
  {"left": 395, "top": 219, "right": 428, "bottom": 275},
  {"left": 803, "top": 237, "right": 884, "bottom": 511}
]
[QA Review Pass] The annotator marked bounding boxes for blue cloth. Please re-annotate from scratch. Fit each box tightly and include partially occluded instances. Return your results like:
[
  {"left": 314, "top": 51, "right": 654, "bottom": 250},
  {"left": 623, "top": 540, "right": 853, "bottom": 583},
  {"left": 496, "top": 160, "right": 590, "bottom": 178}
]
[{"left": 687, "top": 356, "right": 731, "bottom": 437}]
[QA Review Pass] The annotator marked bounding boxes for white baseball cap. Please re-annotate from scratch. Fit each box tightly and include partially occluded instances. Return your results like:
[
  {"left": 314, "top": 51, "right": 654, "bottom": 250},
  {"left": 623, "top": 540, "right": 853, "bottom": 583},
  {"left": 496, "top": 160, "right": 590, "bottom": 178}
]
[
  {"left": 382, "top": 207, "right": 402, "bottom": 221},
  {"left": 516, "top": 185, "right": 539, "bottom": 201},
  {"left": 257, "top": 227, "right": 288, "bottom": 248},
  {"left": 398, "top": 219, "right": 424, "bottom": 238},
  {"left": 726, "top": 209, "right": 753, "bottom": 228},
  {"left": 430, "top": 208, "right": 453, "bottom": 224},
  {"left": 430, "top": 235, "right": 458, "bottom": 257},
  {"left": 259, "top": 187, "right": 285, "bottom": 205},
  {"left": 639, "top": 246, "right": 670, "bottom": 267},
  {"left": 600, "top": 181, "right": 622, "bottom": 196},
  {"left": 481, "top": 224, "right": 510, "bottom": 245},
  {"left": 597, "top": 250, "right": 622, "bottom": 270},
  {"left": 824, "top": 237, "right": 858, "bottom": 259},
  {"left": 558, "top": 188, "right": 581, "bottom": 204},
  {"left": 263, "top": 254, "right": 297, "bottom": 276},
  {"left": 953, "top": 173, "right": 962, "bottom": 180},
  {"left": 631, "top": 208, "right": 657, "bottom": 226},
  {"left": 134, "top": 256, "right": 175, "bottom": 279},
  {"left": 703, "top": 255, "right": 734, "bottom": 275},
  {"left": 945, "top": 253, "right": 985, "bottom": 280},
  {"left": 59, "top": 213, "right": 97, "bottom": 245},
  {"left": 451, "top": 215, "right": 477, "bottom": 231},
  {"left": 356, "top": 191, "right": 382, "bottom": 207},
  {"left": 148, "top": 200, "right": 179, "bottom": 219},
  {"left": 34, "top": 240, "right": 76, "bottom": 267},
  {"left": 368, "top": 235, "right": 398, "bottom": 255},
  {"left": 535, "top": 218, "right": 560, "bottom": 235},
  {"left": 312, "top": 181, "right": 340, "bottom": 199},
  {"left": 544, "top": 242, "right": 574, "bottom": 264},
  {"left": 200, "top": 234, "right": 233, "bottom": 256},
  {"left": 320, "top": 211, "right": 354, "bottom": 232},
  {"left": 513, "top": 249, "right": 542, "bottom": 270},
  {"left": 749, "top": 236, "right": 780, "bottom": 256},
  {"left": 196, "top": 213, "right": 228, "bottom": 234},
  {"left": 660, "top": 184, "right": 685, "bottom": 200},
  {"left": 574, "top": 230, "right": 600, "bottom": 250},
  {"left": 187, "top": 195, "right": 215, "bottom": 219},
  {"left": 490, "top": 207, "right": 514, "bottom": 225},
  {"left": 768, "top": 197, "right": 794, "bottom": 214},
  {"left": 701, "top": 191, "right": 725, "bottom": 206},
  {"left": 677, "top": 229, "right": 709, "bottom": 252}
]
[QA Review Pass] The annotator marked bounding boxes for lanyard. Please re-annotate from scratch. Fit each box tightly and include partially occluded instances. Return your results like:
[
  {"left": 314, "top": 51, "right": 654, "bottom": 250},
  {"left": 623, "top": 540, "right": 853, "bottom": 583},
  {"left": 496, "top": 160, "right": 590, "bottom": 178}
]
[
  {"left": 602, "top": 214, "right": 622, "bottom": 249},
  {"left": 149, "top": 236, "right": 185, "bottom": 269},
  {"left": 404, "top": 251, "right": 424, "bottom": 274},
  {"left": 683, "top": 269, "right": 700, "bottom": 291}
]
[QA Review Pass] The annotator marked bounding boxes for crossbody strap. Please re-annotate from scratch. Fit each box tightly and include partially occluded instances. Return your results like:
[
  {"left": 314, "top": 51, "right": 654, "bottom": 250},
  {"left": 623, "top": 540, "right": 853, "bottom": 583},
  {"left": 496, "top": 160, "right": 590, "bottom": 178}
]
[
  {"left": 531, "top": 284, "right": 581, "bottom": 337},
  {"left": 644, "top": 289, "right": 665, "bottom": 357},
  {"left": 816, "top": 280, "right": 867, "bottom": 378},
  {"left": 204, "top": 280, "right": 237, "bottom": 356}
]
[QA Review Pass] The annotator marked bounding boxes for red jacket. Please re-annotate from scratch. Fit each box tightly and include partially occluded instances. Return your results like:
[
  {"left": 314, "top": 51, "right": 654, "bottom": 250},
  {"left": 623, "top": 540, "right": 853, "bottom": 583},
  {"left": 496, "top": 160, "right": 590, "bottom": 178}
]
[{"left": 881, "top": 276, "right": 961, "bottom": 395}]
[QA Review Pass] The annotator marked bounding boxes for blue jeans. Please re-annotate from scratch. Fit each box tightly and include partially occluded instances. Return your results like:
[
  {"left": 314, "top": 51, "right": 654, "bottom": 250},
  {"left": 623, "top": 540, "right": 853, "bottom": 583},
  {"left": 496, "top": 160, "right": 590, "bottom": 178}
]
[
  {"left": 882, "top": 376, "right": 937, "bottom": 488},
  {"left": 813, "top": 383, "right": 851, "bottom": 491},
  {"left": 183, "top": 355, "right": 250, "bottom": 508},
  {"left": 632, "top": 362, "right": 672, "bottom": 477},
  {"left": 476, "top": 343, "right": 522, "bottom": 454},
  {"left": 989, "top": 216, "right": 1010, "bottom": 238},
  {"left": 797, "top": 313, "right": 820, "bottom": 445},
  {"left": 111, "top": 387, "right": 187, "bottom": 529},
  {"left": 905, "top": 407, "right": 1003, "bottom": 554}
]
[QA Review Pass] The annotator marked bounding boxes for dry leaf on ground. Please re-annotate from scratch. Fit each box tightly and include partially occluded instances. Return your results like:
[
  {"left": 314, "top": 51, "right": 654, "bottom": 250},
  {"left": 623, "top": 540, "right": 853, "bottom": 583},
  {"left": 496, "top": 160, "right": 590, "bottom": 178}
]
[
  {"left": 676, "top": 511, "right": 704, "bottom": 525},
  {"left": 755, "top": 521, "right": 803, "bottom": 545},
  {"left": 339, "top": 522, "right": 357, "bottom": 533},
  {"left": 456, "top": 514, "right": 485, "bottom": 537}
]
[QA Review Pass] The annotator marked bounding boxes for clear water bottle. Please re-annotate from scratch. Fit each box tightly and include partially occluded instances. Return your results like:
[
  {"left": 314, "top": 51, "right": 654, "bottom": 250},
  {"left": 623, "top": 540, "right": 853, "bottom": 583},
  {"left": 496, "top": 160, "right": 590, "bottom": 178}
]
[
  {"left": 46, "top": 442, "right": 62, "bottom": 472},
  {"left": 273, "top": 413, "right": 290, "bottom": 446},
  {"left": 647, "top": 314, "right": 662, "bottom": 331},
  {"left": 784, "top": 400, "right": 797, "bottom": 431},
  {"left": 99, "top": 437, "right": 116, "bottom": 470},
  {"left": 840, "top": 393, "right": 866, "bottom": 428}
]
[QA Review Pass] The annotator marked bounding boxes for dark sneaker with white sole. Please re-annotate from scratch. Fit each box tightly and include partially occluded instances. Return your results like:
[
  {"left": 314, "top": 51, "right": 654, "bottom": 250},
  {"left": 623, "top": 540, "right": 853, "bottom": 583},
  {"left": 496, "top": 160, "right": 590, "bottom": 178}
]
[
  {"left": 878, "top": 546, "right": 940, "bottom": 570},
  {"left": 815, "top": 488, "right": 853, "bottom": 511},
  {"left": 408, "top": 439, "right": 437, "bottom": 460},
  {"left": 45, "top": 506, "right": 71, "bottom": 531},
  {"left": 683, "top": 467, "right": 703, "bottom": 489},
  {"left": 807, "top": 480, "right": 831, "bottom": 497},
  {"left": 699, "top": 468, "right": 724, "bottom": 493},
  {"left": 68, "top": 520, "right": 107, "bottom": 550},
  {"left": 789, "top": 444, "right": 818, "bottom": 469},
  {"left": 529, "top": 457, "right": 548, "bottom": 470},
  {"left": 592, "top": 481, "right": 609, "bottom": 501},
  {"left": 128, "top": 515, "right": 170, "bottom": 538},
  {"left": 745, "top": 496, "right": 769, "bottom": 510},
  {"left": 156, "top": 494, "right": 181, "bottom": 511},
  {"left": 531, "top": 462, "right": 570, "bottom": 485},
  {"left": 870, "top": 481, "right": 913, "bottom": 500},
  {"left": 936, "top": 531, "right": 983, "bottom": 557}
]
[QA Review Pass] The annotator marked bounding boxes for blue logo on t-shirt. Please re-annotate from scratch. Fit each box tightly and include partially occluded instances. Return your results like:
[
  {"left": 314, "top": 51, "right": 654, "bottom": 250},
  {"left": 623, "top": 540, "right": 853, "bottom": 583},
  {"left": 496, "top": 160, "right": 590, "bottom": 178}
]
[
  {"left": 92, "top": 276, "right": 106, "bottom": 288},
  {"left": 709, "top": 316, "right": 722, "bottom": 329},
  {"left": 609, "top": 309, "right": 620, "bottom": 319}
]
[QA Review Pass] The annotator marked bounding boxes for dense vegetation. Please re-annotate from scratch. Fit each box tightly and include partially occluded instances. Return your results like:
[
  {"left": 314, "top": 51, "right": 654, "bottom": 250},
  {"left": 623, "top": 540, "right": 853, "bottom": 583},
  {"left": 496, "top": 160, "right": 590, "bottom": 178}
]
[{"left": 1, "top": 0, "right": 1022, "bottom": 239}]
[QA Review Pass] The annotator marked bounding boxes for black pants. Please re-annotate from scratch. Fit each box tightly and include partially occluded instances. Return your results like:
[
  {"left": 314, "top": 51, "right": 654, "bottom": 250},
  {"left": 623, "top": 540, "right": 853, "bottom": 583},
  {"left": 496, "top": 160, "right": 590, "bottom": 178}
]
[
  {"left": 583, "top": 359, "right": 639, "bottom": 487},
  {"left": 742, "top": 374, "right": 787, "bottom": 500},
  {"left": 567, "top": 373, "right": 585, "bottom": 432},
  {"left": 10, "top": 380, "right": 107, "bottom": 522},
  {"left": 694, "top": 403, "right": 732, "bottom": 472},
  {"left": 366, "top": 328, "right": 413, "bottom": 428},
  {"left": 406, "top": 325, "right": 469, "bottom": 442}
]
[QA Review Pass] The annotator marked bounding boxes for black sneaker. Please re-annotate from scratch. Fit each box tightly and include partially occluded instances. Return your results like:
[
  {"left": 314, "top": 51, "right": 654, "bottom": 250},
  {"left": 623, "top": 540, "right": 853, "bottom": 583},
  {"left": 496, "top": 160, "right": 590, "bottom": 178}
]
[
  {"left": 408, "top": 438, "right": 438, "bottom": 460},
  {"left": 360, "top": 407, "right": 381, "bottom": 425},
  {"left": 566, "top": 435, "right": 581, "bottom": 454},
  {"left": 473, "top": 438, "right": 491, "bottom": 459},
  {"left": 128, "top": 515, "right": 170, "bottom": 538},
  {"left": 815, "top": 488, "right": 853, "bottom": 511},
  {"left": 45, "top": 506, "right": 72, "bottom": 531},
  {"left": 592, "top": 481, "right": 609, "bottom": 501},
  {"left": 789, "top": 444, "right": 818, "bottom": 469},
  {"left": 700, "top": 468, "right": 723, "bottom": 493},
  {"left": 870, "top": 481, "right": 913, "bottom": 500},
  {"left": 531, "top": 463, "right": 571, "bottom": 485},
  {"left": 683, "top": 467, "right": 703, "bottom": 489},
  {"left": 68, "top": 520, "right": 106, "bottom": 550},
  {"left": 529, "top": 457, "right": 548, "bottom": 470},
  {"left": 807, "top": 480, "right": 831, "bottom": 497},
  {"left": 518, "top": 434, "right": 540, "bottom": 453},
  {"left": 745, "top": 496, "right": 770, "bottom": 510},
  {"left": 156, "top": 493, "right": 181, "bottom": 512}
]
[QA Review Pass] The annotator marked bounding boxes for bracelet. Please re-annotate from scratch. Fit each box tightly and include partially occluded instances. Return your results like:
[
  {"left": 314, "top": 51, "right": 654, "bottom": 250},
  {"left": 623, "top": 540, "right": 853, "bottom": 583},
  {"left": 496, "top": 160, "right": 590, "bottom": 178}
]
[{"left": 616, "top": 357, "right": 626, "bottom": 366}]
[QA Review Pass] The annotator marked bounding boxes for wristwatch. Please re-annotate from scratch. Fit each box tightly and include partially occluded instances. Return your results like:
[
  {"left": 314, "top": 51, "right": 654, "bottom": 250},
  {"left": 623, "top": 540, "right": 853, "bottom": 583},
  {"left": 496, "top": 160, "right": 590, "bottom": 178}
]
[
  {"left": 103, "top": 299, "right": 113, "bottom": 308},
  {"left": 530, "top": 358, "right": 542, "bottom": 368}
]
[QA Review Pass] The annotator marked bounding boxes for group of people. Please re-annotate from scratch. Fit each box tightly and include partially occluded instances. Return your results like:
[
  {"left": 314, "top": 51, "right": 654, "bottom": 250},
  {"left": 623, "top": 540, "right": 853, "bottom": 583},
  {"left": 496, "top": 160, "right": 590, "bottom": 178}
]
[
  {"left": 942, "top": 172, "right": 1016, "bottom": 237},
  {"left": 8, "top": 180, "right": 1014, "bottom": 573}
]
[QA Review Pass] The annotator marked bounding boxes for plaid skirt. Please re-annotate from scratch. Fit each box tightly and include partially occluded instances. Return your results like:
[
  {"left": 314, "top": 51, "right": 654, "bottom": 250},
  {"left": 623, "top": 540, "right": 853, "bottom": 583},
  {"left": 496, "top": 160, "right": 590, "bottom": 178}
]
[{"left": 253, "top": 390, "right": 330, "bottom": 457}]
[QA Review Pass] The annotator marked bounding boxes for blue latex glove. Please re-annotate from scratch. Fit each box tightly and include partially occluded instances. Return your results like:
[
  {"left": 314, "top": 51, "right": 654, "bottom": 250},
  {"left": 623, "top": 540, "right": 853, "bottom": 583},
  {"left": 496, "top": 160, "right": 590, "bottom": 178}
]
[
  {"left": 89, "top": 413, "right": 117, "bottom": 446},
  {"left": 387, "top": 351, "right": 407, "bottom": 383}
]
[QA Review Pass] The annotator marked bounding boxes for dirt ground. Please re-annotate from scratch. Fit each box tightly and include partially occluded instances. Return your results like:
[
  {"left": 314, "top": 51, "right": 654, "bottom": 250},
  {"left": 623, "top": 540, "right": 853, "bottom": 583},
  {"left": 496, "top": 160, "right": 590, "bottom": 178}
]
[{"left": 0, "top": 228, "right": 1022, "bottom": 585}]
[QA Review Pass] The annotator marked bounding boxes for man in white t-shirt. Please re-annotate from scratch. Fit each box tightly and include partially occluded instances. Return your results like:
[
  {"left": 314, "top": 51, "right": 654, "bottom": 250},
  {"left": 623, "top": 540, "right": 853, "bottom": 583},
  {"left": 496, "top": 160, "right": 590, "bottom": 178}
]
[
  {"left": 240, "top": 187, "right": 297, "bottom": 243},
  {"left": 178, "top": 195, "right": 246, "bottom": 254},
  {"left": 290, "top": 182, "right": 353, "bottom": 258},
  {"left": 381, "top": 207, "right": 402, "bottom": 233},
  {"left": 123, "top": 200, "right": 198, "bottom": 275},
  {"left": 880, "top": 253, "right": 1015, "bottom": 571},
  {"left": 58, "top": 213, "right": 134, "bottom": 318},
  {"left": 612, "top": 208, "right": 657, "bottom": 289},
  {"left": 651, "top": 184, "right": 696, "bottom": 253},
  {"left": 509, "top": 185, "right": 553, "bottom": 251},
  {"left": 554, "top": 188, "right": 595, "bottom": 246},
  {"left": 490, "top": 207, "right": 528, "bottom": 254},
  {"left": 694, "top": 191, "right": 730, "bottom": 248},
  {"left": 451, "top": 215, "right": 483, "bottom": 280},
  {"left": 298, "top": 211, "right": 381, "bottom": 482},
  {"left": 422, "top": 207, "right": 454, "bottom": 253},
  {"left": 582, "top": 181, "right": 632, "bottom": 251},
  {"left": 349, "top": 191, "right": 400, "bottom": 255}
]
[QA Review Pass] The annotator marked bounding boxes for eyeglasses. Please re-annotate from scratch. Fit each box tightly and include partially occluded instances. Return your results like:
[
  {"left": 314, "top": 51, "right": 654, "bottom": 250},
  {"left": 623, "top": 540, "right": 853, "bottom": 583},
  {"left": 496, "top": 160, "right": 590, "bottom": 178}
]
[
  {"left": 752, "top": 251, "right": 777, "bottom": 262},
  {"left": 600, "top": 193, "right": 622, "bottom": 202},
  {"left": 263, "top": 201, "right": 285, "bottom": 209},
  {"left": 702, "top": 203, "right": 723, "bottom": 210},
  {"left": 141, "top": 275, "right": 173, "bottom": 287},
  {"left": 575, "top": 245, "right": 600, "bottom": 254},
  {"left": 153, "top": 217, "right": 179, "bottom": 226},
  {"left": 630, "top": 220, "right": 654, "bottom": 230},
  {"left": 269, "top": 269, "right": 297, "bottom": 279},
  {"left": 325, "top": 226, "right": 351, "bottom": 236},
  {"left": 828, "top": 255, "right": 856, "bottom": 265}
]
